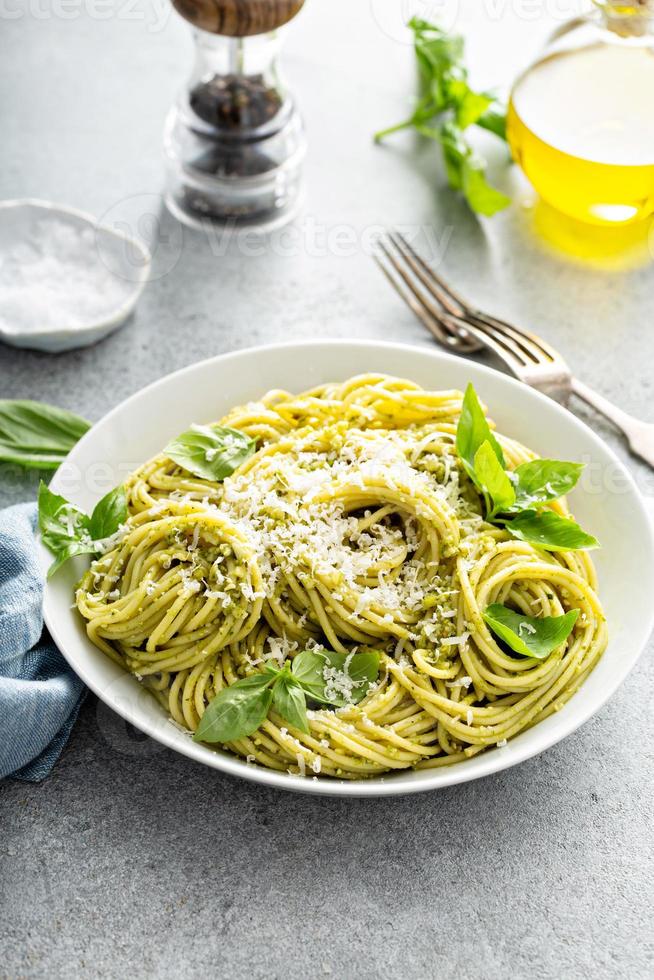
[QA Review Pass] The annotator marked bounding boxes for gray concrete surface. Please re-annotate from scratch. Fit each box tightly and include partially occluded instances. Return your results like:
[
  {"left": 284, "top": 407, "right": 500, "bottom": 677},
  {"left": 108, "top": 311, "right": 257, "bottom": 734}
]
[{"left": 1, "top": 2, "right": 653, "bottom": 978}]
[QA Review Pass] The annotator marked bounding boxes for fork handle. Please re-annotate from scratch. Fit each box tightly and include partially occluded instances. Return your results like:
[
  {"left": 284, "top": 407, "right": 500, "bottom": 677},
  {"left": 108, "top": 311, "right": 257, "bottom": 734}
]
[{"left": 571, "top": 377, "right": 654, "bottom": 468}]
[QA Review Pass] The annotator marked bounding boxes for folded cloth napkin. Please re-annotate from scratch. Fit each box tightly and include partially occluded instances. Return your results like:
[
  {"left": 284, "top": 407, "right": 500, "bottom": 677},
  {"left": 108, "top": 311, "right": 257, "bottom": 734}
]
[{"left": 0, "top": 502, "right": 85, "bottom": 781}]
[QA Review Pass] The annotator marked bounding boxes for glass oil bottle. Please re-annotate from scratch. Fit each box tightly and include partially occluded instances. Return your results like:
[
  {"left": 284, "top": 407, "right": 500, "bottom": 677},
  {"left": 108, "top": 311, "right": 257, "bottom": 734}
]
[{"left": 507, "top": 1, "right": 654, "bottom": 225}]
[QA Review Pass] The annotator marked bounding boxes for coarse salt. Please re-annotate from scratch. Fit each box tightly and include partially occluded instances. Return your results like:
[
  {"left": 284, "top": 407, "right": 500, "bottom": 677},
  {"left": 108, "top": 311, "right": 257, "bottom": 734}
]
[{"left": 0, "top": 218, "right": 129, "bottom": 334}]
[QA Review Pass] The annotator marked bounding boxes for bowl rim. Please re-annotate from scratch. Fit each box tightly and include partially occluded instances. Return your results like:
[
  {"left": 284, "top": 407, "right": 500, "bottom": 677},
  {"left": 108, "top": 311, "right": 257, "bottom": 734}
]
[
  {"left": 0, "top": 197, "right": 151, "bottom": 343},
  {"left": 42, "top": 338, "right": 654, "bottom": 797}
]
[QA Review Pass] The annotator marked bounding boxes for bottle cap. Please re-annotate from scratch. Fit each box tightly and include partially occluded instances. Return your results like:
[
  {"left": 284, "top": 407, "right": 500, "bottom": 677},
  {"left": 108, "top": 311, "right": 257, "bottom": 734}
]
[
  {"left": 597, "top": 0, "right": 654, "bottom": 36},
  {"left": 172, "top": 0, "right": 306, "bottom": 37}
]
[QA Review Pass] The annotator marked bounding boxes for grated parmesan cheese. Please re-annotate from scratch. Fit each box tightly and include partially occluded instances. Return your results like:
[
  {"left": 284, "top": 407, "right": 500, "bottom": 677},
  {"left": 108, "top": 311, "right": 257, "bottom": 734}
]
[{"left": 448, "top": 675, "right": 473, "bottom": 689}]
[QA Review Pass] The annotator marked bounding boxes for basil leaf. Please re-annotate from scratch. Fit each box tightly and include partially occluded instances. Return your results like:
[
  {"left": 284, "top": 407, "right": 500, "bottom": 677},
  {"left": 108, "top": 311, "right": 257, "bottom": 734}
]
[
  {"left": 453, "top": 87, "right": 493, "bottom": 130},
  {"left": 511, "top": 459, "right": 584, "bottom": 511},
  {"left": 272, "top": 675, "right": 309, "bottom": 734},
  {"left": 291, "top": 649, "right": 380, "bottom": 707},
  {"left": 439, "top": 123, "right": 510, "bottom": 217},
  {"left": 38, "top": 481, "right": 127, "bottom": 578},
  {"left": 87, "top": 486, "right": 128, "bottom": 541},
  {"left": 456, "top": 383, "right": 505, "bottom": 483},
  {"left": 412, "top": 17, "right": 464, "bottom": 80},
  {"left": 477, "top": 104, "right": 508, "bottom": 141},
  {"left": 473, "top": 440, "right": 515, "bottom": 517},
  {"left": 164, "top": 424, "right": 256, "bottom": 482},
  {"left": 0, "top": 399, "right": 90, "bottom": 470},
  {"left": 46, "top": 542, "right": 95, "bottom": 579},
  {"left": 483, "top": 603, "right": 579, "bottom": 659},
  {"left": 507, "top": 510, "right": 599, "bottom": 552},
  {"left": 461, "top": 154, "right": 511, "bottom": 217},
  {"left": 38, "top": 482, "right": 94, "bottom": 576},
  {"left": 38, "top": 482, "right": 86, "bottom": 542},
  {"left": 193, "top": 674, "right": 274, "bottom": 744}
]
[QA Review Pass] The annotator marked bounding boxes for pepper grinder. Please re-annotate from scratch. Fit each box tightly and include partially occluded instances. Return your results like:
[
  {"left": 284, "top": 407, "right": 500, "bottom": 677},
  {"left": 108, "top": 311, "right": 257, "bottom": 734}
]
[{"left": 165, "top": 0, "right": 306, "bottom": 231}]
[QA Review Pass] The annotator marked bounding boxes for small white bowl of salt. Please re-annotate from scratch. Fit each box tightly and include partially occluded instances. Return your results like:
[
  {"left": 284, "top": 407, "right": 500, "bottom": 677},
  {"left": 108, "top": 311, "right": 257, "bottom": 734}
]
[{"left": 0, "top": 199, "right": 151, "bottom": 353}]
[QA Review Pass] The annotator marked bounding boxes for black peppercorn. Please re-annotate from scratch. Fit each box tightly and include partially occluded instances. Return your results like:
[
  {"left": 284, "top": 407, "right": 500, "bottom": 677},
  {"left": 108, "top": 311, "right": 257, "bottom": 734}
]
[{"left": 190, "top": 73, "right": 282, "bottom": 132}]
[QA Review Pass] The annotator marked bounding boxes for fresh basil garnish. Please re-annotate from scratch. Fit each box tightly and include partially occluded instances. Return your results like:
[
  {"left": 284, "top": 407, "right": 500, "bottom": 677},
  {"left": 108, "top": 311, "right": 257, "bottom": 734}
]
[
  {"left": 194, "top": 649, "right": 381, "bottom": 746},
  {"left": 272, "top": 674, "right": 310, "bottom": 735},
  {"left": 454, "top": 384, "right": 598, "bottom": 551},
  {"left": 510, "top": 459, "right": 584, "bottom": 511},
  {"left": 291, "top": 649, "right": 380, "bottom": 708},
  {"left": 0, "top": 399, "right": 90, "bottom": 470},
  {"left": 38, "top": 481, "right": 127, "bottom": 577},
  {"left": 505, "top": 510, "right": 599, "bottom": 552},
  {"left": 164, "top": 424, "right": 256, "bottom": 482},
  {"left": 85, "top": 485, "right": 128, "bottom": 540},
  {"left": 473, "top": 439, "right": 515, "bottom": 518},
  {"left": 194, "top": 673, "right": 274, "bottom": 744},
  {"left": 483, "top": 603, "right": 579, "bottom": 659},
  {"left": 456, "top": 383, "right": 505, "bottom": 483}
]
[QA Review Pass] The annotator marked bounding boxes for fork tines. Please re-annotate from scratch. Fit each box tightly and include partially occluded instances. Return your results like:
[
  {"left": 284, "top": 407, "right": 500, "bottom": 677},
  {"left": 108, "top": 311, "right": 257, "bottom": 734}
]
[
  {"left": 373, "top": 231, "right": 483, "bottom": 352},
  {"left": 374, "top": 230, "right": 567, "bottom": 379}
]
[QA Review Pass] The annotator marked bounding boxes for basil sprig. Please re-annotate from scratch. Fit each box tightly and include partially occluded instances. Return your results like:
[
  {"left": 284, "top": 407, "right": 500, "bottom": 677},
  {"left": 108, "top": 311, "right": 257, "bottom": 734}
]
[
  {"left": 483, "top": 603, "right": 579, "bottom": 659},
  {"left": 164, "top": 424, "right": 256, "bottom": 482},
  {"left": 194, "top": 649, "right": 380, "bottom": 746},
  {"left": 374, "top": 17, "right": 509, "bottom": 216},
  {"left": 0, "top": 399, "right": 90, "bottom": 470},
  {"left": 38, "top": 481, "right": 127, "bottom": 577},
  {"left": 456, "top": 384, "right": 598, "bottom": 552}
]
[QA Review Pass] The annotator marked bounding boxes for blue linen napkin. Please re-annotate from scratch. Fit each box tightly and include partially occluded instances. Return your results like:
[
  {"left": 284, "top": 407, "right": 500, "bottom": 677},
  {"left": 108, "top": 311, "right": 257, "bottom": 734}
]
[{"left": 0, "top": 502, "right": 85, "bottom": 781}]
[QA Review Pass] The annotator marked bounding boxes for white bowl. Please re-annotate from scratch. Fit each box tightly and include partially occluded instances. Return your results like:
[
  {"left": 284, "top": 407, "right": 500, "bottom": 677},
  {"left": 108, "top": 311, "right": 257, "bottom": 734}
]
[
  {"left": 41, "top": 341, "right": 654, "bottom": 796},
  {"left": 0, "top": 199, "right": 151, "bottom": 353}
]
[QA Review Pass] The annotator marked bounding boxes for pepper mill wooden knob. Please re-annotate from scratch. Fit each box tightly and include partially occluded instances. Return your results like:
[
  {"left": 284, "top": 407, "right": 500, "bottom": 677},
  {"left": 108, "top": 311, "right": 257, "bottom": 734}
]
[{"left": 172, "top": 0, "right": 305, "bottom": 36}]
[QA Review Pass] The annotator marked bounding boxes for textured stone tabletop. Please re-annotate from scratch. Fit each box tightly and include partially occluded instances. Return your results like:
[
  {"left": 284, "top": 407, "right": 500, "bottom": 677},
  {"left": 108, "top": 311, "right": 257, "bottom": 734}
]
[{"left": 1, "top": 2, "right": 653, "bottom": 978}]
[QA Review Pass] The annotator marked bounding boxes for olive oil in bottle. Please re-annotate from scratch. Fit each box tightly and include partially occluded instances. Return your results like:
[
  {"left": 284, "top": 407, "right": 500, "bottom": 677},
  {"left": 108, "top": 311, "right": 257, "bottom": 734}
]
[{"left": 508, "top": 1, "right": 654, "bottom": 225}]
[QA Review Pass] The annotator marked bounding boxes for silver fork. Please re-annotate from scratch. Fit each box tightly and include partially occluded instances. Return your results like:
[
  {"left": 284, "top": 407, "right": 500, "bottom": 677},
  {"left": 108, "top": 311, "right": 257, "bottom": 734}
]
[{"left": 375, "top": 231, "right": 654, "bottom": 470}]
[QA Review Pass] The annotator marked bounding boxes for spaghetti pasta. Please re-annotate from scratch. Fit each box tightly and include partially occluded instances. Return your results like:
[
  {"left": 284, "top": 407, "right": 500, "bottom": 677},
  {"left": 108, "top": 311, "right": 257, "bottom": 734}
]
[{"left": 76, "top": 374, "right": 607, "bottom": 779}]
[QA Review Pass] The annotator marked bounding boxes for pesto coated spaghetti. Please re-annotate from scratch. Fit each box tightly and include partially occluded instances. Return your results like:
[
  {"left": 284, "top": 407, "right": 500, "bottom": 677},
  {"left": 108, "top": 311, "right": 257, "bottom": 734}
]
[{"left": 75, "top": 374, "right": 607, "bottom": 779}]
